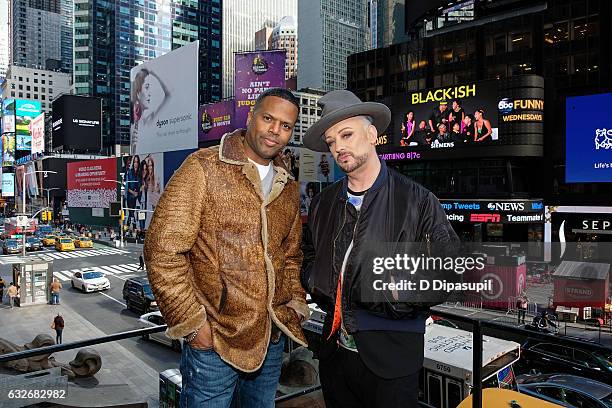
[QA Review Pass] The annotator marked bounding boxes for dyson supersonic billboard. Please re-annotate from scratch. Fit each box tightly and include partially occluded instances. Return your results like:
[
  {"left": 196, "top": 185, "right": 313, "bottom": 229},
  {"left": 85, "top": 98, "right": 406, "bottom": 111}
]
[{"left": 234, "top": 50, "right": 286, "bottom": 128}]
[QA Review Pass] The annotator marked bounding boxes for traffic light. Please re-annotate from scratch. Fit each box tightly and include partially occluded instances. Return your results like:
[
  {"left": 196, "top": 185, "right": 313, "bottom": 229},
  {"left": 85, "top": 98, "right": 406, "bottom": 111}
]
[
  {"left": 41, "top": 211, "right": 47, "bottom": 221},
  {"left": 120, "top": 210, "right": 125, "bottom": 222}
]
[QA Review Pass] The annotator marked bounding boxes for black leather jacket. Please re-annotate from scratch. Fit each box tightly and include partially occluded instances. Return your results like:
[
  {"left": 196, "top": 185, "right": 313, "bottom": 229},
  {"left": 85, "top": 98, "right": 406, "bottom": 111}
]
[{"left": 301, "top": 160, "right": 459, "bottom": 335}]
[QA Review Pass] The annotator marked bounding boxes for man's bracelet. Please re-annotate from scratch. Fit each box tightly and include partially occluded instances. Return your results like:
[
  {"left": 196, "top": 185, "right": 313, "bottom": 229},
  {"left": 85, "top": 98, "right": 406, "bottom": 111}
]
[{"left": 184, "top": 328, "right": 199, "bottom": 343}]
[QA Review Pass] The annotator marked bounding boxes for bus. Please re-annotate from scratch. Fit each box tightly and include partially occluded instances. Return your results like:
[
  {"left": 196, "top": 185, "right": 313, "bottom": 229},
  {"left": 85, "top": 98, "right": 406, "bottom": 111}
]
[
  {"left": 421, "top": 322, "right": 521, "bottom": 408},
  {"left": 302, "top": 302, "right": 521, "bottom": 408}
]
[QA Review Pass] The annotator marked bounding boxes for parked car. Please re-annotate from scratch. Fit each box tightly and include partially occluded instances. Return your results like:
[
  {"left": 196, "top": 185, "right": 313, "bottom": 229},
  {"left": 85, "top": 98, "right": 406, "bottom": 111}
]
[
  {"left": 138, "top": 311, "right": 182, "bottom": 351},
  {"left": 25, "top": 237, "right": 43, "bottom": 251},
  {"left": 517, "top": 373, "right": 612, "bottom": 407},
  {"left": 71, "top": 270, "right": 110, "bottom": 293},
  {"left": 518, "top": 339, "right": 612, "bottom": 384},
  {"left": 123, "top": 277, "right": 158, "bottom": 313},
  {"left": 74, "top": 236, "right": 93, "bottom": 248},
  {"left": 3, "top": 239, "right": 22, "bottom": 254},
  {"left": 55, "top": 238, "right": 75, "bottom": 252}
]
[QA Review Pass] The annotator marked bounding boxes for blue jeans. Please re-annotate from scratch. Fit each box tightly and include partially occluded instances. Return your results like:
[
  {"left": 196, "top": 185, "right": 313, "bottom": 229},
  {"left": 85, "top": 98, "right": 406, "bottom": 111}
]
[
  {"left": 180, "top": 336, "right": 285, "bottom": 408},
  {"left": 51, "top": 293, "right": 59, "bottom": 305}
]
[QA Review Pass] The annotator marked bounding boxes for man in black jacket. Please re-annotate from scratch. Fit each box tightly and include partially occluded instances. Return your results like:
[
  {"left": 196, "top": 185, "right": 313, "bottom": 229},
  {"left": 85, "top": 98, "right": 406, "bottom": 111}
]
[{"left": 301, "top": 90, "right": 459, "bottom": 408}]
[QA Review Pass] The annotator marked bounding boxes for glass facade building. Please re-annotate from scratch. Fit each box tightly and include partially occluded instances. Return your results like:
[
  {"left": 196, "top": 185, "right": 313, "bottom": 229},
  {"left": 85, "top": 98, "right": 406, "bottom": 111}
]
[{"left": 73, "top": 0, "right": 222, "bottom": 150}]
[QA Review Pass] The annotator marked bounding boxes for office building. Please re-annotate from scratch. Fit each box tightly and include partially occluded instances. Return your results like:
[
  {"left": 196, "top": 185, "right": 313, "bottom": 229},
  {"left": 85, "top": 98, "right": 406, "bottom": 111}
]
[
  {"left": 73, "top": 0, "right": 222, "bottom": 150},
  {"left": 1, "top": 65, "right": 71, "bottom": 113},
  {"left": 370, "top": 0, "right": 410, "bottom": 49},
  {"left": 255, "top": 26, "right": 274, "bottom": 51},
  {"left": 8, "top": 0, "right": 65, "bottom": 70},
  {"left": 270, "top": 16, "right": 298, "bottom": 80},
  {"left": 222, "top": 0, "right": 297, "bottom": 98},
  {"left": 292, "top": 88, "right": 325, "bottom": 145},
  {"left": 347, "top": 0, "right": 612, "bottom": 243},
  {"left": 298, "top": 0, "right": 369, "bottom": 91}
]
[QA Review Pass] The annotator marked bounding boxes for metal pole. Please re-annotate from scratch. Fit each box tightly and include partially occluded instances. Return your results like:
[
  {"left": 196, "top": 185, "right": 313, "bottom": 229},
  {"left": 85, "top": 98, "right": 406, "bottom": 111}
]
[
  {"left": 473, "top": 320, "right": 482, "bottom": 408},
  {"left": 22, "top": 170, "right": 26, "bottom": 257},
  {"left": 120, "top": 186, "right": 124, "bottom": 248}
]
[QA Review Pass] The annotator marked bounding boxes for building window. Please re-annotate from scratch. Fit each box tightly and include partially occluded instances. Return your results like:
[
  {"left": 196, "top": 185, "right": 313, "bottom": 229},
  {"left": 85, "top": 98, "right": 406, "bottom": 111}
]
[
  {"left": 26, "top": 93, "right": 30, "bottom": 98},
  {"left": 509, "top": 32, "right": 531, "bottom": 51},
  {"left": 11, "top": 92, "right": 15, "bottom": 97},
  {"left": 19, "top": 92, "right": 23, "bottom": 97},
  {"left": 34, "top": 78, "right": 38, "bottom": 83},
  {"left": 42, "top": 80, "right": 45, "bottom": 84}
]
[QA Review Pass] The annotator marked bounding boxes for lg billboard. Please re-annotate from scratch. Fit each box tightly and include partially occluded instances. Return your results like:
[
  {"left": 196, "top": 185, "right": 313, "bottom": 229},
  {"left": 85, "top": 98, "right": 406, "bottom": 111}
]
[{"left": 51, "top": 95, "right": 102, "bottom": 152}]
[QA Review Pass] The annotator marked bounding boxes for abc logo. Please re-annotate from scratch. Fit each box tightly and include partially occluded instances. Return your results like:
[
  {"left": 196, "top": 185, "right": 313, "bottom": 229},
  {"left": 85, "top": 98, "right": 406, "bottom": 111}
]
[
  {"left": 498, "top": 98, "right": 514, "bottom": 114},
  {"left": 487, "top": 203, "right": 496, "bottom": 210}
]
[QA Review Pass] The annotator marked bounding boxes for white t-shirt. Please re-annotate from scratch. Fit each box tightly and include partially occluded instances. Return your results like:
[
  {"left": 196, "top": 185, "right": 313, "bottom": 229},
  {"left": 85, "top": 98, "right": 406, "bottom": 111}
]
[{"left": 248, "top": 158, "right": 273, "bottom": 180}]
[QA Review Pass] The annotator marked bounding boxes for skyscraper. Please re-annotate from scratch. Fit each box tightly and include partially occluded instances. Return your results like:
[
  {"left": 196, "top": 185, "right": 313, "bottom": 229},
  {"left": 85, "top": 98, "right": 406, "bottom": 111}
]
[
  {"left": 298, "top": 0, "right": 369, "bottom": 91},
  {"left": 9, "top": 0, "right": 63, "bottom": 69},
  {"left": 371, "top": 0, "right": 409, "bottom": 49},
  {"left": 222, "top": 0, "right": 297, "bottom": 98},
  {"left": 73, "top": 0, "right": 222, "bottom": 150},
  {"left": 270, "top": 16, "right": 298, "bottom": 80},
  {"left": 60, "top": 0, "right": 73, "bottom": 72}
]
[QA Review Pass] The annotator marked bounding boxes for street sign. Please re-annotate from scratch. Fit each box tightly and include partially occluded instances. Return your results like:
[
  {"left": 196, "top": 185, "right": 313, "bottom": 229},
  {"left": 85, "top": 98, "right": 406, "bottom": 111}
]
[{"left": 16, "top": 215, "right": 28, "bottom": 227}]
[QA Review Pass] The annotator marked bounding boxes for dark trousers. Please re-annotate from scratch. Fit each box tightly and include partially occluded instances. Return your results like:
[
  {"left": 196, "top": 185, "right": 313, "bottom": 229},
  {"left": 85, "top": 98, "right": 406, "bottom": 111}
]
[
  {"left": 518, "top": 308, "right": 526, "bottom": 324},
  {"left": 55, "top": 329, "right": 63, "bottom": 344},
  {"left": 320, "top": 346, "right": 420, "bottom": 408}
]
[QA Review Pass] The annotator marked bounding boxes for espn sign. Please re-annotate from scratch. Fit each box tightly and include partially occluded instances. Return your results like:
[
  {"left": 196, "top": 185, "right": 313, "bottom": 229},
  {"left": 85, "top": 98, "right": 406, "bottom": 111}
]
[{"left": 470, "top": 213, "right": 501, "bottom": 223}]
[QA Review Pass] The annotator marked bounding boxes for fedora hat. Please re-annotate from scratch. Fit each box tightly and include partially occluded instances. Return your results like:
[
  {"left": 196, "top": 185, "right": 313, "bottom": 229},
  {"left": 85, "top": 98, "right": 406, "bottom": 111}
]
[{"left": 303, "top": 90, "right": 391, "bottom": 152}]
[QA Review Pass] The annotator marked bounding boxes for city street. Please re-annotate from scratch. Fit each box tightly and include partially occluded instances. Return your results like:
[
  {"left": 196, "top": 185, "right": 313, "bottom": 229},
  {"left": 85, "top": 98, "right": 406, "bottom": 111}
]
[{"left": 0, "top": 243, "right": 181, "bottom": 375}]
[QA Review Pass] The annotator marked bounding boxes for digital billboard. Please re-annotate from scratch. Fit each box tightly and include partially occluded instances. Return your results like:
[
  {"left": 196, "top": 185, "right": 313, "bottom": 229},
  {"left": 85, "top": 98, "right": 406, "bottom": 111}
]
[
  {"left": 30, "top": 113, "right": 45, "bottom": 154},
  {"left": 2, "top": 98, "right": 15, "bottom": 134},
  {"left": 15, "top": 161, "right": 44, "bottom": 200},
  {"left": 198, "top": 100, "right": 235, "bottom": 143},
  {"left": 566, "top": 92, "right": 612, "bottom": 183},
  {"left": 51, "top": 95, "right": 102, "bottom": 152},
  {"left": 2, "top": 134, "right": 15, "bottom": 166},
  {"left": 380, "top": 76, "right": 545, "bottom": 160},
  {"left": 130, "top": 40, "right": 199, "bottom": 155},
  {"left": 67, "top": 158, "right": 118, "bottom": 208},
  {"left": 2, "top": 172, "right": 14, "bottom": 197},
  {"left": 234, "top": 50, "right": 286, "bottom": 128}
]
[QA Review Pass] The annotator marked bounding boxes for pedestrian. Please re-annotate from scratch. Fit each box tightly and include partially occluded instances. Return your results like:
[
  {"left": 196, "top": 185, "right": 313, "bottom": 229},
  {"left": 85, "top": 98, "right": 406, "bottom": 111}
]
[
  {"left": 517, "top": 291, "right": 529, "bottom": 325},
  {"left": 301, "top": 90, "right": 459, "bottom": 408},
  {"left": 50, "top": 278, "right": 62, "bottom": 305},
  {"left": 145, "top": 88, "right": 308, "bottom": 408},
  {"left": 7, "top": 282, "right": 17, "bottom": 309},
  {"left": 138, "top": 253, "right": 145, "bottom": 270},
  {"left": 51, "top": 313, "right": 65, "bottom": 344},
  {"left": 0, "top": 277, "right": 5, "bottom": 304}
]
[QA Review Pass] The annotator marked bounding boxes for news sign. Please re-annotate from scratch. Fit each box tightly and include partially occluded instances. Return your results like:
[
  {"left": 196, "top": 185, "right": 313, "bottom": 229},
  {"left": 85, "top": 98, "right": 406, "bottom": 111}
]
[
  {"left": 566, "top": 93, "right": 612, "bottom": 183},
  {"left": 440, "top": 200, "right": 544, "bottom": 224}
]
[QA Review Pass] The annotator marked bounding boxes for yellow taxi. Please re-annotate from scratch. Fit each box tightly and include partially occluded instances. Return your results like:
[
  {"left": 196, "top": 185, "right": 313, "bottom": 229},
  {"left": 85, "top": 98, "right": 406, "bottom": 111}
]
[
  {"left": 458, "top": 389, "right": 563, "bottom": 408},
  {"left": 55, "top": 237, "right": 75, "bottom": 252},
  {"left": 74, "top": 236, "right": 93, "bottom": 248},
  {"left": 42, "top": 235, "right": 57, "bottom": 246}
]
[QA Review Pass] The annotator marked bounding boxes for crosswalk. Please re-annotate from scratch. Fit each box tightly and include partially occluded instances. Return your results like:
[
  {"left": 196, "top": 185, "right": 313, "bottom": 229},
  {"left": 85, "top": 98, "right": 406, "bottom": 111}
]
[
  {"left": 53, "top": 263, "right": 144, "bottom": 282},
  {"left": 0, "top": 248, "right": 130, "bottom": 264}
]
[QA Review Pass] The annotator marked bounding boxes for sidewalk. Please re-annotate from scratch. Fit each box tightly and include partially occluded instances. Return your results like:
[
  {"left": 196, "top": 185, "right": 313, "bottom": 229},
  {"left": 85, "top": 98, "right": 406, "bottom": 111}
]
[{"left": 0, "top": 301, "right": 159, "bottom": 407}]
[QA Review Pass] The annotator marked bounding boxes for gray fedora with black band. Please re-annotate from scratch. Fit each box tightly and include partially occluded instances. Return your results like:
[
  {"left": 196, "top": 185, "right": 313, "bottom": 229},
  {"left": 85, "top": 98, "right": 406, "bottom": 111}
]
[{"left": 303, "top": 90, "right": 391, "bottom": 152}]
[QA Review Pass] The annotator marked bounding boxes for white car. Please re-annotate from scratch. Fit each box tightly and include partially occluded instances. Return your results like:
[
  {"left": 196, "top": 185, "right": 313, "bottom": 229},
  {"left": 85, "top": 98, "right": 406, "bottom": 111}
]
[
  {"left": 71, "top": 270, "right": 111, "bottom": 293},
  {"left": 138, "top": 311, "right": 182, "bottom": 351}
]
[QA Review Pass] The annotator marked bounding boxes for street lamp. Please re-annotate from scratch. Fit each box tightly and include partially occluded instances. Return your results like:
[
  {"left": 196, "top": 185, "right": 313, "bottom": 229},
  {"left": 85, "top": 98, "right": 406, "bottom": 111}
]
[
  {"left": 41, "top": 188, "right": 61, "bottom": 215},
  {"left": 104, "top": 178, "right": 137, "bottom": 248},
  {"left": 22, "top": 170, "right": 58, "bottom": 257}
]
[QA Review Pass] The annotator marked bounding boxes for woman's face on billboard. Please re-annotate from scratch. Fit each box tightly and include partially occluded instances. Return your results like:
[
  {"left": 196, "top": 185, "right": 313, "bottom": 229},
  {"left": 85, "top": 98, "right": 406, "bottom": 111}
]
[{"left": 139, "top": 74, "right": 164, "bottom": 111}]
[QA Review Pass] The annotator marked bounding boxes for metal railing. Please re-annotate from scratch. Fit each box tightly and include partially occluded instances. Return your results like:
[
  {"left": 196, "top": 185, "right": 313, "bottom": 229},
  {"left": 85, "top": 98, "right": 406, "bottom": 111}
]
[{"left": 1, "top": 311, "right": 611, "bottom": 408}]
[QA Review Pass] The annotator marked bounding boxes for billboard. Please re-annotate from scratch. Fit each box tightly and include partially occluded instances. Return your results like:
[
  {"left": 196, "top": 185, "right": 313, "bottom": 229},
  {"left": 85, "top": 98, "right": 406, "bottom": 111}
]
[
  {"left": 67, "top": 158, "right": 118, "bottom": 208},
  {"left": 566, "top": 93, "right": 612, "bottom": 183},
  {"left": 120, "top": 153, "right": 164, "bottom": 230},
  {"left": 234, "top": 50, "right": 286, "bottom": 128},
  {"left": 130, "top": 40, "right": 199, "bottom": 155},
  {"left": 2, "top": 172, "right": 14, "bottom": 197},
  {"left": 2, "top": 134, "right": 15, "bottom": 166},
  {"left": 30, "top": 113, "right": 45, "bottom": 154},
  {"left": 199, "top": 101, "right": 235, "bottom": 143},
  {"left": 15, "top": 161, "right": 44, "bottom": 200},
  {"left": 51, "top": 95, "right": 102, "bottom": 152},
  {"left": 2, "top": 98, "right": 15, "bottom": 134},
  {"left": 380, "top": 76, "right": 545, "bottom": 160}
]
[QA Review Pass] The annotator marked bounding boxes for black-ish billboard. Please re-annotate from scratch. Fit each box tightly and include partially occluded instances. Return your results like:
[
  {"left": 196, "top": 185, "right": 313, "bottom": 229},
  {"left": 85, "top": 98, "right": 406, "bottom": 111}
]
[
  {"left": 51, "top": 95, "right": 102, "bottom": 153},
  {"left": 378, "top": 76, "right": 545, "bottom": 161}
]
